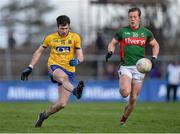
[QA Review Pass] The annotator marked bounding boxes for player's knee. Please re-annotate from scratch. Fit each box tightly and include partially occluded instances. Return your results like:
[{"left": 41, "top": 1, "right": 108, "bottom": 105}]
[
  {"left": 55, "top": 101, "right": 68, "bottom": 110},
  {"left": 59, "top": 77, "right": 66, "bottom": 83},
  {"left": 56, "top": 77, "right": 68, "bottom": 83},
  {"left": 60, "top": 101, "right": 68, "bottom": 109},
  {"left": 120, "top": 89, "right": 129, "bottom": 98}
]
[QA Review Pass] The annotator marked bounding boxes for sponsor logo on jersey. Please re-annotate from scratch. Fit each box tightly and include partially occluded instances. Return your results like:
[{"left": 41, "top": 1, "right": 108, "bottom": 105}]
[
  {"left": 56, "top": 46, "right": 70, "bottom": 54},
  {"left": 124, "top": 37, "right": 146, "bottom": 46}
]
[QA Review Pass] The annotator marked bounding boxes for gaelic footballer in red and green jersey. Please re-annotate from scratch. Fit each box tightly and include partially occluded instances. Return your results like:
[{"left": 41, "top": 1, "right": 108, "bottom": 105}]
[{"left": 114, "top": 26, "right": 154, "bottom": 66}]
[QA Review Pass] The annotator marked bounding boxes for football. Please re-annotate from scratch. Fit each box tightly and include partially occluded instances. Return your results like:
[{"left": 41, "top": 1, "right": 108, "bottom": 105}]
[{"left": 136, "top": 58, "right": 152, "bottom": 73}]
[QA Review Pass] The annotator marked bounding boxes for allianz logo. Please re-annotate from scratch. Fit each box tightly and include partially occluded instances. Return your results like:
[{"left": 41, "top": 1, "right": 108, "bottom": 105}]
[
  {"left": 7, "top": 86, "right": 46, "bottom": 100},
  {"left": 83, "top": 86, "right": 128, "bottom": 100},
  {"left": 6, "top": 85, "right": 58, "bottom": 102}
]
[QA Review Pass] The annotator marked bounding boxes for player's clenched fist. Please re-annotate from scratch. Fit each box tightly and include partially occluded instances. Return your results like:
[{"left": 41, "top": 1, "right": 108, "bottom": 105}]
[
  {"left": 105, "top": 51, "right": 113, "bottom": 62},
  {"left": 69, "top": 58, "right": 80, "bottom": 66},
  {"left": 21, "top": 66, "right": 33, "bottom": 81},
  {"left": 151, "top": 57, "right": 157, "bottom": 68}
]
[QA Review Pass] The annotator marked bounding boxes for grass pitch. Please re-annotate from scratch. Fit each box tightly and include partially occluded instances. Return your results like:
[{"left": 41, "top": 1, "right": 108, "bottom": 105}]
[{"left": 0, "top": 102, "right": 179, "bottom": 133}]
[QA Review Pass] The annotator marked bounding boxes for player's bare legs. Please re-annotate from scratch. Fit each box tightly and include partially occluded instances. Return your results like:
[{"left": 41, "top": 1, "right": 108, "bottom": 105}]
[
  {"left": 45, "top": 85, "right": 71, "bottom": 118},
  {"left": 123, "top": 81, "right": 142, "bottom": 117},
  {"left": 52, "top": 69, "right": 84, "bottom": 99},
  {"left": 119, "top": 76, "right": 143, "bottom": 125},
  {"left": 35, "top": 68, "right": 84, "bottom": 127},
  {"left": 44, "top": 68, "right": 74, "bottom": 118},
  {"left": 119, "top": 74, "right": 131, "bottom": 125},
  {"left": 119, "top": 75, "right": 131, "bottom": 97},
  {"left": 35, "top": 85, "right": 70, "bottom": 128},
  {"left": 53, "top": 69, "right": 75, "bottom": 92}
]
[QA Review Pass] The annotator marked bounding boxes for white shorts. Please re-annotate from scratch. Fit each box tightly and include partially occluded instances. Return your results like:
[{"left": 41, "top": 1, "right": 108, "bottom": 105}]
[{"left": 118, "top": 66, "right": 145, "bottom": 83}]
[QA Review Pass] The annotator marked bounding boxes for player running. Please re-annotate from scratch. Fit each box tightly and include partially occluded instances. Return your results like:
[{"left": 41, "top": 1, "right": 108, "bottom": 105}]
[
  {"left": 21, "top": 15, "right": 84, "bottom": 127},
  {"left": 105, "top": 7, "right": 159, "bottom": 125}
]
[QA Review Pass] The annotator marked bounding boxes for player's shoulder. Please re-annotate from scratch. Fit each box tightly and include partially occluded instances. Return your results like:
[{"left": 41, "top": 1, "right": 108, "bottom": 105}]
[
  {"left": 117, "top": 26, "right": 130, "bottom": 32},
  {"left": 43, "top": 32, "right": 59, "bottom": 41},
  {"left": 69, "top": 31, "right": 80, "bottom": 39},
  {"left": 122, "top": 25, "right": 131, "bottom": 29},
  {"left": 69, "top": 31, "right": 80, "bottom": 36},
  {"left": 140, "top": 26, "right": 152, "bottom": 33},
  {"left": 45, "top": 32, "right": 58, "bottom": 38}
]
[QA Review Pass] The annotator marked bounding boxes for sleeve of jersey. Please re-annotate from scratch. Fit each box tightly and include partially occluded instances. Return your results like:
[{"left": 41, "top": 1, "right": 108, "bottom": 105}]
[
  {"left": 147, "top": 30, "right": 154, "bottom": 42},
  {"left": 41, "top": 35, "right": 51, "bottom": 48},
  {"left": 114, "top": 29, "right": 122, "bottom": 41},
  {"left": 74, "top": 34, "right": 81, "bottom": 49}
]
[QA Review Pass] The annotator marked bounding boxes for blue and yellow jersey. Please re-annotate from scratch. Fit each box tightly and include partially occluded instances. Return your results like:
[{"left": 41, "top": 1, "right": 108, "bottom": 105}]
[{"left": 42, "top": 32, "right": 81, "bottom": 72}]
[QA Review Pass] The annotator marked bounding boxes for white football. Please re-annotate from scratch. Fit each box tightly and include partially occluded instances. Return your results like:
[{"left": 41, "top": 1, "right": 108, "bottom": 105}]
[{"left": 136, "top": 58, "right": 152, "bottom": 73}]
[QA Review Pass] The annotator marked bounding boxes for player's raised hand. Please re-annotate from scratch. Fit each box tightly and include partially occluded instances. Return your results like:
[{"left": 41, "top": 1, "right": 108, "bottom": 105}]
[
  {"left": 69, "top": 58, "right": 80, "bottom": 66},
  {"left": 151, "top": 57, "right": 157, "bottom": 68},
  {"left": 105, "top": 51, "right": 113, "bottom": 62},
  {"left": 21, "top": 66, "right": 33, "bottom": 81}
]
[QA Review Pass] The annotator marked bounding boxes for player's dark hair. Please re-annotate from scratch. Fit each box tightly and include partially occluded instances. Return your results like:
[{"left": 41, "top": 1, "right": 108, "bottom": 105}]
[
  {"left": 128, "top": 7, "right": 141, "bottom": 17},
  {"left": 56, "top": 15, "right": 70, "bottom": 27}
]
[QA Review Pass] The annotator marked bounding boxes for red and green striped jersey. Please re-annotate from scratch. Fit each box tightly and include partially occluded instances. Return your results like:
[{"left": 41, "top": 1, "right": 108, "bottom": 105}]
[{"left": 114, "top": 26, "right": 154, "bottom": 66}]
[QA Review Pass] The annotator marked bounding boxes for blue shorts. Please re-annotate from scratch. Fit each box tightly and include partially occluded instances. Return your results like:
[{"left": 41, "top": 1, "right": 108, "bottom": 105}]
[{"left": 49, "top": 65, "right": 75, "bottom": 84}]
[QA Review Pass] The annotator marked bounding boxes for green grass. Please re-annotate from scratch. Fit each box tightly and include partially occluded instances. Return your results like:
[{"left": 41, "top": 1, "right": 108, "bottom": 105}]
[{"left": 0, "top": 102, "right": 180, "bottom": 133}]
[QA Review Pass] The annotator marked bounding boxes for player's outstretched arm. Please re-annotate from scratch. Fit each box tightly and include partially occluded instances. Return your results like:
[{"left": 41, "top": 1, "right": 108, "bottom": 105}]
[
  {"left": 21, "top": 46, "right": 45, "bottom": 81},
  {"left": 149, "top": 38, "right": 159, "bottom": 68},
  {"left": 29, "top": 46, "right": 46, "bottom": 67},
  {"left": 105, "top": 38, "right": 118, "bottom": 62}
]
